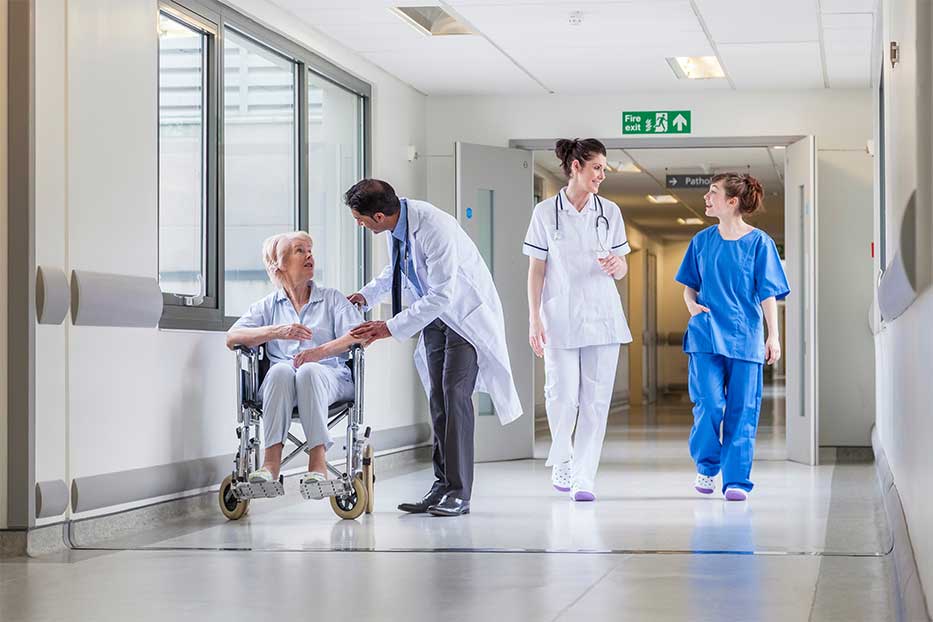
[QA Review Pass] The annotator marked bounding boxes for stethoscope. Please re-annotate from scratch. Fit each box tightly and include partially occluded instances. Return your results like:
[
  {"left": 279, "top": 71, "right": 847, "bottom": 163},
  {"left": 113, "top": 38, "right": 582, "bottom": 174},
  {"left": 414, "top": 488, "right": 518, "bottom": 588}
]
[{"left": 553, "top": 190, "right": 609, "bottom": 243}]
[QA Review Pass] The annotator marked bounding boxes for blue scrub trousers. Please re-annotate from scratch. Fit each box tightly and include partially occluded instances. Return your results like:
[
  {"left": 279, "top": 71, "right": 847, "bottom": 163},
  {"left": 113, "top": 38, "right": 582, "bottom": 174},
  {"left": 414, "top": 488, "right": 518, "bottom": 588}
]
[{"left": 688, "top": 353, "right": 763, "bottom": 493}]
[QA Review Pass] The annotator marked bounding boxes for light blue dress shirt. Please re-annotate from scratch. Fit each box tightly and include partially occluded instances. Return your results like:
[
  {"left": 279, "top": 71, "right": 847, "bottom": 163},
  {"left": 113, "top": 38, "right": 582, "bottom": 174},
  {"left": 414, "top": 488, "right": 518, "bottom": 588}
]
[
  {"left": 231, "top": 281, "right": 362, "bottom": 380},
  {"left": 391, "top": 199, "right": 424, "bottom": 297}
]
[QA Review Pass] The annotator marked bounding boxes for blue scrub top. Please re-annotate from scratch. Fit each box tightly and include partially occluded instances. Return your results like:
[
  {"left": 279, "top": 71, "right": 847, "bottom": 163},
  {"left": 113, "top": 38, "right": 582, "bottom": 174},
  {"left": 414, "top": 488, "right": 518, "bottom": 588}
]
[{"left": 675, "top": 226, "right": 790, "bottom": 364}]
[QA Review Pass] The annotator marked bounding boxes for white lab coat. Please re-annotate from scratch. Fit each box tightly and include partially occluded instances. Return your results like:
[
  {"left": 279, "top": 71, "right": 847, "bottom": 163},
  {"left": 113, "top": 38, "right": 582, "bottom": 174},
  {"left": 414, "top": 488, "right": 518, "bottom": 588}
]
[{"left": 359, "top": 199, "right": 522, "bottom": 425}]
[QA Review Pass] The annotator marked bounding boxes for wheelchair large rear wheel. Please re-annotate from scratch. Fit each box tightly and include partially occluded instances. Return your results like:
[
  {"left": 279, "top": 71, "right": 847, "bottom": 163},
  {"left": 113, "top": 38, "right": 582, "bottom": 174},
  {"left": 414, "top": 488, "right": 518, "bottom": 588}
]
[
  {"left": 219, "top": 474, "right": 250, "bottom": 520},
  {"left": 330, "top": 475, "right": 367, "bottom": 520}
]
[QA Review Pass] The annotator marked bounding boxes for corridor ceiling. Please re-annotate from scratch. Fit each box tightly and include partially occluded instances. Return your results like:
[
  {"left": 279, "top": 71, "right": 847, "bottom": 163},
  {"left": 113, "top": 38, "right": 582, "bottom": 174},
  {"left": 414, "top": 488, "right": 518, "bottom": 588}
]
[{"left": 273, "top": 0, "right": 874, "bottom": 94}]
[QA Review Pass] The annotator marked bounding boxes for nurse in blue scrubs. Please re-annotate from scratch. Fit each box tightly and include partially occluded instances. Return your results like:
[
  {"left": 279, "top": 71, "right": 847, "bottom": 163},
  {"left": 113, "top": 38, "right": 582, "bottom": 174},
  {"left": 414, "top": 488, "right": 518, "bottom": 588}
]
[{"left": 675, "top": 173, "right": 790, "bottom": 501}]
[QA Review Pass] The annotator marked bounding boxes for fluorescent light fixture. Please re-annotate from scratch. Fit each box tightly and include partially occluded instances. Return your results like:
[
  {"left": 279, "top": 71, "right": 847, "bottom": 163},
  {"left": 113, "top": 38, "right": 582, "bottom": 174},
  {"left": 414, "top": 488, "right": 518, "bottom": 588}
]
[
  {"left": 647, "top": 194, "right": 678, "bottom": 204},
  {"left": 772, "top": 145, "right": 786, "bottom": 150},
  {"left": 677, "top": 217, "right": 705, "bottom": 225},
  {"left": 608, "top": 161, "right": 641, "bottom": 174},
  {"left": 390, "top": 6, "right": 473, "bottom": 36},
  {"left": 667, "top": 56, "right": 726, "bottom": 80}
]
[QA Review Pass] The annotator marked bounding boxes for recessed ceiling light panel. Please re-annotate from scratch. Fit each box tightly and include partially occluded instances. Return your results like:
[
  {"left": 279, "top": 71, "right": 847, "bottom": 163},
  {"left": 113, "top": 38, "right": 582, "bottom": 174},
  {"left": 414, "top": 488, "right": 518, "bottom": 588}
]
[
  {"left": 667, "top": 56, "right": 725, "bottom": 80},
  {"left": 647, "top": 194, "right": 679, "bottom": 204}
]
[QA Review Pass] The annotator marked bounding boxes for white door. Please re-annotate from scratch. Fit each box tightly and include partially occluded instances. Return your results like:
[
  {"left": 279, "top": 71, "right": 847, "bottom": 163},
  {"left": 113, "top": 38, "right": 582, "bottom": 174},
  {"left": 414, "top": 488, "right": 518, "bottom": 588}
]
[
  {"left": 785, "top": 136, "right": 819, "bottom": 465},
  {"left": 455, "top": 142, "right": 535, "bottom": 462}
]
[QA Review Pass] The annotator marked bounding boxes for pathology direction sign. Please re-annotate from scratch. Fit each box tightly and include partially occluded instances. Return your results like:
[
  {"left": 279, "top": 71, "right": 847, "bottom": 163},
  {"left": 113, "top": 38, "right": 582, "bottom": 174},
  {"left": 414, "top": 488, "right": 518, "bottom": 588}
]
[
  {"left": 622, "top": 110, "right": 692, "bottom": 135},
  {"left": 666, "top": 174, "right": 713, "bottom": 189}
]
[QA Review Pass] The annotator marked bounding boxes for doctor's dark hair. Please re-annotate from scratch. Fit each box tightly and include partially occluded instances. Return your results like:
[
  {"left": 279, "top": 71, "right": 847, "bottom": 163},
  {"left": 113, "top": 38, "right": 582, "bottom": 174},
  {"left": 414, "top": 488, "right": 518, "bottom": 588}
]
[
  {"left": 554, "top": 138, "right": 607, "bottom": 178},
  {"left": 711, "top": 172, "right": 764, "bottom": 215},
  {"left": 344, "top": 178, "right": 401, "bottom": 217}
]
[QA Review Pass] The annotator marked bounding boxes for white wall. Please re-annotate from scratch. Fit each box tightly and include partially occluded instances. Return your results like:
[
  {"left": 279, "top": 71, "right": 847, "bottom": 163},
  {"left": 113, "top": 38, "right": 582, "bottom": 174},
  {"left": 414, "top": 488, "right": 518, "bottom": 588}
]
[
  {"left": 31, "top": 0, "right": 428, "bottom": 520},
  {"left": 818, "top": 150, "right": 875, "bottom": 444},
  {"left": 425, "top": 89, "right": 874, "bottom": 445},
  {"left": 873, "top": 0, "right": 933, "bottom": 599},
  {"left": 0, "top": 0, "right": 8, "bottom": 529}
]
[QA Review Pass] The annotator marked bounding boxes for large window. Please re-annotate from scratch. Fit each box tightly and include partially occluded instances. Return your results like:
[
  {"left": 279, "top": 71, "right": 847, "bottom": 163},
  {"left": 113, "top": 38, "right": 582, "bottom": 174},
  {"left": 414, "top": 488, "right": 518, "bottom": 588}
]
[
  {"left": 223, "top": 29, "right": 298, "bottom": 317},
  {"left": 308, "top": 72, "right": 364, "bottom": 296},
  {"left": 157, "top": 0, "right": 370, "bottom": 330},
  {"left": 158, "top": 10, "right": 212, "bottom": 303}
]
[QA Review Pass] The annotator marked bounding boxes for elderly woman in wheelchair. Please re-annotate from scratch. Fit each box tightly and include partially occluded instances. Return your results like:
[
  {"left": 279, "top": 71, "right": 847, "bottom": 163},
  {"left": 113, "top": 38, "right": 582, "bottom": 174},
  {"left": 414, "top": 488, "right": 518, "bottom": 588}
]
[{"left": 225, "top": 231, "right": 363, "bottom": 497}]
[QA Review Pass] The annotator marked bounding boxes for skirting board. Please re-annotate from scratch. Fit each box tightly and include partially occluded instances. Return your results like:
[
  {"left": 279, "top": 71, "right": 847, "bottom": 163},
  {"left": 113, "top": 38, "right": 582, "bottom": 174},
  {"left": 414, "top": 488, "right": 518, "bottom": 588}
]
[
  {"left": 71, "top": 423, "right": 430, "bottom": 513},
  {"left": 2, "top": 442, "right": 432, "bottom": 558},
  {"left": 872, "top": 425, "right": 932, "bottom": 622}
]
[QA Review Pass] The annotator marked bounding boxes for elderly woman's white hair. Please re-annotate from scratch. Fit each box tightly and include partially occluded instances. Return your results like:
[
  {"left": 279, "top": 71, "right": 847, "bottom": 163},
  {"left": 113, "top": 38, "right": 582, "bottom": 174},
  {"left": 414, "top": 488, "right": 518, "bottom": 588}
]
[{"left": 262, "top": 231, "right": 314, "bottom": 289}]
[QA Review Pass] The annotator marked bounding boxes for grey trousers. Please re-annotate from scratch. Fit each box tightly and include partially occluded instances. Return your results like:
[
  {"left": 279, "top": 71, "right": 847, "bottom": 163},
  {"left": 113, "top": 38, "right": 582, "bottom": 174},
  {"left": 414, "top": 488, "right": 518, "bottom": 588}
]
[
  {"left": 260, "top": 362, "right": 354, "bottom": 452},
  {"left": 423, "top": 319, "right": 480, "bottom": 500}
]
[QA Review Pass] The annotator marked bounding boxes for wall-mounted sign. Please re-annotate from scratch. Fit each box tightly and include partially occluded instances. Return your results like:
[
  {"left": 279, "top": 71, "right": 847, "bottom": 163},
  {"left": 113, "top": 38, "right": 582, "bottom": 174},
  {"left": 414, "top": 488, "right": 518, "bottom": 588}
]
[
  {"left": 622, "top": 110, "right": 691, "bottom": 135},
  {"left": 666, "top": 174, "right": 713, "bottom": 189}
]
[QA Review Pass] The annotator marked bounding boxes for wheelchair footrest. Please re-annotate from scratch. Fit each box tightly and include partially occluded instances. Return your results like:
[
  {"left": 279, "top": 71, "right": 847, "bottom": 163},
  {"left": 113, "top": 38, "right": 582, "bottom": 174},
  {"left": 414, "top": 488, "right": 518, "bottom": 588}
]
[
  {"left": 299, "top": 478, "right": 345, "bottom": 500},
  {"left": 234, "top": 479, "right": 285, "bottom": 499}
]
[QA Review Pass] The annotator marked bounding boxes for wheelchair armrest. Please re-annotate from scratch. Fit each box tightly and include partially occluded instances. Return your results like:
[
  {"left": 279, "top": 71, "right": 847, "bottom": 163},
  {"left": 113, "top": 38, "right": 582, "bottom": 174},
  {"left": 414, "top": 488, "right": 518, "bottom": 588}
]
[{"left": 233, "top": 344, "right": 259, "bottom": 355}]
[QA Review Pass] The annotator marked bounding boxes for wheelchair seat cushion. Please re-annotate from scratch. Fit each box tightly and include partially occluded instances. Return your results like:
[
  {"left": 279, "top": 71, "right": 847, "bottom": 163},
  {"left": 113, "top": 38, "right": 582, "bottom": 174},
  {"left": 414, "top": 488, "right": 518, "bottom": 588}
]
[{"left": 289, "top": 400, "right": 354, "bottom": 419}]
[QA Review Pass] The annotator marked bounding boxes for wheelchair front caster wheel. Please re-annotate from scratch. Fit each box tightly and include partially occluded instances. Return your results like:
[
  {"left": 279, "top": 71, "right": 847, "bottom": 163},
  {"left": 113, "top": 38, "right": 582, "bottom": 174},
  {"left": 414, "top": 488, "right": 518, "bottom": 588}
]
[
  {"left": 219, "top": 475, "right": 250, "bottom": 520},
  {"left": 331, "top": 475, "right": 368, "bottom": 520}
]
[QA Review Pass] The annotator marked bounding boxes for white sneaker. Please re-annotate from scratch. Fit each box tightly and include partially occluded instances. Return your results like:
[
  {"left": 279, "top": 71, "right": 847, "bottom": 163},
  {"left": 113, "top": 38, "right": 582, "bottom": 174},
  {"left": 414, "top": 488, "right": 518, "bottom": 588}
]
[
  {"left": 694, "top": 473, "right": 715, "bottom": 495},
  {"left": 299, "top": 471, "right": 333, "bottom": 500},
  {"left": 248, "top": 467, "right": 274, "bottom": 483},
  {"left": 552, "top": 461, "right": 572, "bottom": 492}
]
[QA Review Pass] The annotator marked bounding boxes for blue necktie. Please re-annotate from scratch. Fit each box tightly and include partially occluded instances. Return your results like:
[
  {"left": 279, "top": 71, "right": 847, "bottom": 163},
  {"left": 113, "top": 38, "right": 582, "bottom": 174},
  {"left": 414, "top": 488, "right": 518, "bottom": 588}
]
[{"left": 392, "top": 237, "right": 402, "bottom": 316}]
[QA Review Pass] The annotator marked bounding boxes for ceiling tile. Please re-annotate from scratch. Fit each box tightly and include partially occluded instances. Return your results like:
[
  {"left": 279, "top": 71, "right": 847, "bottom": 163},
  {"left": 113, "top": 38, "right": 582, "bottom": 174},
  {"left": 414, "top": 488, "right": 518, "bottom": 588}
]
[
  {"left": 694, "top": 0, "right": 819, "bottom": 43},
  {"left": 718, "top": 42, "right": 824, "bottom": 88}
]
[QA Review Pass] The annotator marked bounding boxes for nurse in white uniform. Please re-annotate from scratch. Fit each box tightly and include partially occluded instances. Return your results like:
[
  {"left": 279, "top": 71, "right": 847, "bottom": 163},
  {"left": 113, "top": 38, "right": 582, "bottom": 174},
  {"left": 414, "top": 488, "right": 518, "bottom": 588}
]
[{"left": 524, "top": 138, "right": 632, "bottom": 502}]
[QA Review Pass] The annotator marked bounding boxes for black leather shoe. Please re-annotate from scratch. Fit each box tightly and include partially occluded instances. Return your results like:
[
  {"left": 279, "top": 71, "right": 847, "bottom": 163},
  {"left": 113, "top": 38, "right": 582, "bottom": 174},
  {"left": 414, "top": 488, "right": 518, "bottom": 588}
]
[
  {"left": 427, "top": 495, "right": 470, "bottom": 517},
  {"left": 397, "top": 489, "right": 446, "bottom": 514}
]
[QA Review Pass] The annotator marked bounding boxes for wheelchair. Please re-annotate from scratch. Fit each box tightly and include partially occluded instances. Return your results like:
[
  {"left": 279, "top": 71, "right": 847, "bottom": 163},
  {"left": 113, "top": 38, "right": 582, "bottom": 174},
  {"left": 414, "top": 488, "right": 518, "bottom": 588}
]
[{"left": 218, "top": 343, "right": 375, "bottom": 521}]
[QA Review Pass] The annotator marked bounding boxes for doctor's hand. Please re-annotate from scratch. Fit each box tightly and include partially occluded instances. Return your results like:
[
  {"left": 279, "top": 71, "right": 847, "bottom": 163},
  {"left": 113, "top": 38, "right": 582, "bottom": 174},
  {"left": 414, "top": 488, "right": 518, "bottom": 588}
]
[
  {"left": 529, "top": 317, "right": 547, "bottom": 358},
  {"left": 686, "top": 301, "right": 711, "bottom": 317},
  {"left": 347, "top": 293, "right": 367, "bottom": 307},
  {"left": 273, "top": 323, "right": 314, "bottom": 341},
  {"left": 765, "top": 336, "right": 782, "bottom": 366},
  {"left": 350, "top": 321, "right": 391, "bottom": 346},
  {"left": 597, "top": 255, "right": 627, "bottom": 279},
  {"left": 293, "top": 347, "right": 324, "bottom": 368}
]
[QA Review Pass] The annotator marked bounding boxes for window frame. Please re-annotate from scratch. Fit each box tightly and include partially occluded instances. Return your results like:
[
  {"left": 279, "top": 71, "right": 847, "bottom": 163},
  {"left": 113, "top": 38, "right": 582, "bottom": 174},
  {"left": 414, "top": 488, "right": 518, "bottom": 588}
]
[
  {"left": 158, "top": 0, "right": 372, "bottom": 331},
  {"left": 158, "top": 2, "right": 221, "bottom": 329}
]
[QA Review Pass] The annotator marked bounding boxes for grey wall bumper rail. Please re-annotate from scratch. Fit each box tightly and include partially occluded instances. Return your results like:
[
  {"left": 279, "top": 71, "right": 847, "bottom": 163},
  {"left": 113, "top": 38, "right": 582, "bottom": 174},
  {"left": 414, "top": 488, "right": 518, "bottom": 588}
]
[
  {"left": 70, "top": 423, "right": 430, "bottom": 514},
  {"left": 35, "top": 480, "right": 70, "bottom": 519},
  {"left": 70, "top": 270, "right": 163, "bottom": 327}
]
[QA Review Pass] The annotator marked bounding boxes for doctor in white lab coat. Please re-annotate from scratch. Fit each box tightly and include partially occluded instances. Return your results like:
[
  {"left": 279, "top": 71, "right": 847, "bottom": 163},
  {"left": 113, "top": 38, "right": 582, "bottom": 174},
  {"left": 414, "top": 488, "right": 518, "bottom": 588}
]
[
  {"left": 345, "top": 179, "right": 522, "bottom": 517},
  {"left": 526, "top": 138, "right": 633, "bottom": 502}
]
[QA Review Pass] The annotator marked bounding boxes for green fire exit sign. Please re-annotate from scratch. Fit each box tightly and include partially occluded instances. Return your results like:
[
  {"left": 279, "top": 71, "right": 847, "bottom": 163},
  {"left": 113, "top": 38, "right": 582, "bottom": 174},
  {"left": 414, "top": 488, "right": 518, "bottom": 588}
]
[{"left": 622, "top": 110, "right": 692, "bottom": 135}]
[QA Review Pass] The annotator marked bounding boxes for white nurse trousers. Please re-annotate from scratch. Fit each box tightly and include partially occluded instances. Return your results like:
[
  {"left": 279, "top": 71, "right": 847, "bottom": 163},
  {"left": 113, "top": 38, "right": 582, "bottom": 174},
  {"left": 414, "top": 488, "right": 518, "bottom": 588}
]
[{"left": 543, "top": 343, "right": 620, "bottom": 491}]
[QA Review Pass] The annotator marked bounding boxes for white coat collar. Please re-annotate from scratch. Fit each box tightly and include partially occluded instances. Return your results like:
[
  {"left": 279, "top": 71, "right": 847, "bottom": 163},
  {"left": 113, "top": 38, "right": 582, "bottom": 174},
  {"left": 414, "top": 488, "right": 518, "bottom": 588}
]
[{"left": 559, "top": 188, "right": 597, "bottom": 213}]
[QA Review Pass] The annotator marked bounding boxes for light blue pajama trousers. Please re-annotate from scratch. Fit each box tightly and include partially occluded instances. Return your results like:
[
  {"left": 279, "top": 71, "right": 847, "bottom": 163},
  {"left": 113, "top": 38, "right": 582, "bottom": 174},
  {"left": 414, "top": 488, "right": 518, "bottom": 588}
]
[
  {"left": 688, "top": 353, "right": 763, "bottom": 493},
  {"left": 259, "top": 362, "right": 354, "bottom": 451}
]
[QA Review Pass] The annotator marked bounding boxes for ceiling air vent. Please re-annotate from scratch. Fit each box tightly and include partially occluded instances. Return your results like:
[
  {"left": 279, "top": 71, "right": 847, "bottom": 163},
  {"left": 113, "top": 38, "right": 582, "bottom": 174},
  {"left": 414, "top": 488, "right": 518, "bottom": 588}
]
[{"left": 390, "top": 6, "right": 473, "bottom": 36}]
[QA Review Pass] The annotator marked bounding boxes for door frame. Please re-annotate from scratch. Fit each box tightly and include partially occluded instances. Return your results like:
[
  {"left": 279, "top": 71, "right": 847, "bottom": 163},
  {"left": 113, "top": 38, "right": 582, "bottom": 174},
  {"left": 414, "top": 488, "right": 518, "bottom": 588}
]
[{"left": 511, "top": 135, "right": 817, "bottom": 462}]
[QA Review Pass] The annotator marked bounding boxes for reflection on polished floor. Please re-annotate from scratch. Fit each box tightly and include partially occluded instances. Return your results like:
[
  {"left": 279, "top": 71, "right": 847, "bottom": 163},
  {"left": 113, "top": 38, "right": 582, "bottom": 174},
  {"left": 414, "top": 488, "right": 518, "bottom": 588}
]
[{"left": 1, "top": 384, "right": 896, "bottom": 621}]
